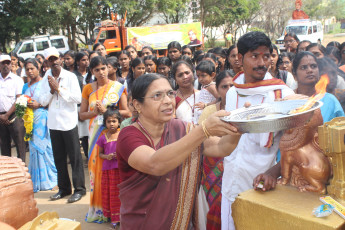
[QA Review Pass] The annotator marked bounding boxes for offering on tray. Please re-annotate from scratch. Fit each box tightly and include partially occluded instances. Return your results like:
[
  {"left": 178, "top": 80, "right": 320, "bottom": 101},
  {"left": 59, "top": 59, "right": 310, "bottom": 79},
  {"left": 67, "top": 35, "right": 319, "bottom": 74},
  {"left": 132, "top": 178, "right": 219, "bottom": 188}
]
[{"left": 221, "top": 99, "right": 323, "bottom": 133}]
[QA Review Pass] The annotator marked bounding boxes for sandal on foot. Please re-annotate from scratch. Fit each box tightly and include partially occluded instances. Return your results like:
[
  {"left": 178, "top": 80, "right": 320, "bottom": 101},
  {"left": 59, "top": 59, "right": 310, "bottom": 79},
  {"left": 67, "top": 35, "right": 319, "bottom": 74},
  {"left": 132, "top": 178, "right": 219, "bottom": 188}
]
[{"left": 111, "top": 223, "right": 119, "bottom": 229}]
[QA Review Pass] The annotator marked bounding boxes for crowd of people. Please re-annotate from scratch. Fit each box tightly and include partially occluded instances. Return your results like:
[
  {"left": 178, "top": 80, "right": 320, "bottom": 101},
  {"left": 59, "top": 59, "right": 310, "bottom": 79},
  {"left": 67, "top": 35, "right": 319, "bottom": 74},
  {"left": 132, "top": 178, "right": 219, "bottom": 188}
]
[{"left": 1, "top": 30, "right": 345, "bottom": 229}]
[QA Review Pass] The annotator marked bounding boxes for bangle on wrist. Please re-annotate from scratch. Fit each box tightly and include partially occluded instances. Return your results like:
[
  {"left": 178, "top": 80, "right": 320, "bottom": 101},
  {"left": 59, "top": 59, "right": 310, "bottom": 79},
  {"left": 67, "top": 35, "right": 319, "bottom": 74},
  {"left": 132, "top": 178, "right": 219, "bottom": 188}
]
[{"left": 201, "top": 121, "right": 211, "bottom": 138}]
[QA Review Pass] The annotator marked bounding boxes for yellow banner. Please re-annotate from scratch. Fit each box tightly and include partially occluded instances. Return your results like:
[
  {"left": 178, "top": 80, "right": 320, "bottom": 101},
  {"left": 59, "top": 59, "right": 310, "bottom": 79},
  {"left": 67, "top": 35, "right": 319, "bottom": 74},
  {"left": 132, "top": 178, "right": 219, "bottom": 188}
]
[{"left": 127, "top": 22, "right": 202, "bottom": 51}]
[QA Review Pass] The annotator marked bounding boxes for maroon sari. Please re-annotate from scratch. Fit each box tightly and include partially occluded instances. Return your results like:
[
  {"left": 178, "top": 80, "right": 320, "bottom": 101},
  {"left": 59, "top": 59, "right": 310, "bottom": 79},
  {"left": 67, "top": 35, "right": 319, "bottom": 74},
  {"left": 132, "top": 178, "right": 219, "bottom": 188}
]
[{"left": 118, "top": 119, "right": 202, "bottom": 230}]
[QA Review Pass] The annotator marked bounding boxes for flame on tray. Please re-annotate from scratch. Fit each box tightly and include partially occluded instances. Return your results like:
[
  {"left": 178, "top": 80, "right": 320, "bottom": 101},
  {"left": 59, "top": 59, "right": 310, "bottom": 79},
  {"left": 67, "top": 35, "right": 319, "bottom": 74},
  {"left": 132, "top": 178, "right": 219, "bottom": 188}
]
[{"left": 289, "top": 74, "right": 329, "bottom": 114}]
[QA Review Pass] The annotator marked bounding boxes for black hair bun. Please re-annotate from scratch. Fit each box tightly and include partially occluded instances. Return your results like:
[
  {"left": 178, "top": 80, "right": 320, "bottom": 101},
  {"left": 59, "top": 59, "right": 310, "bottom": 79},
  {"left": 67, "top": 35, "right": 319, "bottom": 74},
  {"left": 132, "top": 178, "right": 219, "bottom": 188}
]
[{"left": 107, "top": 104, "right": 119, "bottom": 110}]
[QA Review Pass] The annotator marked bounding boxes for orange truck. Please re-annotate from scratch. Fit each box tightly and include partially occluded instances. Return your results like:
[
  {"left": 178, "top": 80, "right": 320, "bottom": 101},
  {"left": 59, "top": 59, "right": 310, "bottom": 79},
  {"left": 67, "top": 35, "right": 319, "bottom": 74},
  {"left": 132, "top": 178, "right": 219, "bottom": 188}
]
[{"left": 93, "top": 14, "right": 203, "bottom": 56}]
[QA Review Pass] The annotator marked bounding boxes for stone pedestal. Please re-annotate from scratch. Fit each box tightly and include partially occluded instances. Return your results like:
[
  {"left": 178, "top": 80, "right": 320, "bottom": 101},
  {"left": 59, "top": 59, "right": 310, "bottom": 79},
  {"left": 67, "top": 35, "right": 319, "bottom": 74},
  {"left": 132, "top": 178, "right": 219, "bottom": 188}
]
[{"left": 232, "top": 185, "right": 345, "bottom": 230}]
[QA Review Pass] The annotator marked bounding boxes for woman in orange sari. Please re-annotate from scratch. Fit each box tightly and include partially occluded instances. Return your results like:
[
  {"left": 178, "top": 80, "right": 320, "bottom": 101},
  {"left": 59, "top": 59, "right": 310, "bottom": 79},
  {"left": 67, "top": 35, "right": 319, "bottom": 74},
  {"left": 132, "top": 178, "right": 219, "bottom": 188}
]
[{"left": 80, "top": 56, "right": 130, "bottom": 223}]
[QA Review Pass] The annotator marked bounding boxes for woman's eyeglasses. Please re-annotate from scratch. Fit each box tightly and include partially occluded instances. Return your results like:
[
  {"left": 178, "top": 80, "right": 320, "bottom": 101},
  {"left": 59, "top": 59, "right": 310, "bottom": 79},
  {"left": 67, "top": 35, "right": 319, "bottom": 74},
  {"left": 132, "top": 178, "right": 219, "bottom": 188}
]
[{"left": 143, "top": 90, "right": 177, "bottom": 101}]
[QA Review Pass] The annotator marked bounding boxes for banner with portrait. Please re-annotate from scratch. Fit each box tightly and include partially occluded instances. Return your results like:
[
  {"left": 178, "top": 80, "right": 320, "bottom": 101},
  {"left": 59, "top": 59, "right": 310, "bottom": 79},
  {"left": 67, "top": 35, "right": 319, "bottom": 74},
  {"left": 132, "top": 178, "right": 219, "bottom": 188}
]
[{"left": 127, "top": 22, "right": 202, "bottom": 51}]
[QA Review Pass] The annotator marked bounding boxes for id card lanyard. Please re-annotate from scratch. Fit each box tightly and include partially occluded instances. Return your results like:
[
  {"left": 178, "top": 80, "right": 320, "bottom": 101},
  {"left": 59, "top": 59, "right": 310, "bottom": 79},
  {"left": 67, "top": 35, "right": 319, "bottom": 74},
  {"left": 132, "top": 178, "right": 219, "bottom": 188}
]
[{"left": 96, "top": 81, "right": 109, "bottom": 125}]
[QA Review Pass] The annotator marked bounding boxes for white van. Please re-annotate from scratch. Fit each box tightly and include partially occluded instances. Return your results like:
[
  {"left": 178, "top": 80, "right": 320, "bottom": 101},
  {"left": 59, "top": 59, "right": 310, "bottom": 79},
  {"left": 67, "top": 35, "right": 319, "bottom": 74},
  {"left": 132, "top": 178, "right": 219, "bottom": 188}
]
[
  {"left": 276, "top": 19, "right": 323, "bottom": 51},
  {"left": 12, "top": 35, "right": 69, "bottom": 59}
]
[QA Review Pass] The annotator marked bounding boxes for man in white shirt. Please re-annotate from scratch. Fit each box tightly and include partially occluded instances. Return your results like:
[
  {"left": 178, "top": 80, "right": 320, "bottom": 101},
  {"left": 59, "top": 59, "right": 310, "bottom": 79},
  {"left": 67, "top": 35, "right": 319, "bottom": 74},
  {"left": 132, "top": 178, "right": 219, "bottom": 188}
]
[
  {"left": 39, "top": 47, "right": 86, "bottom": 203},
  {"left": 0, "top": 54, "right": 26, "bottom": 162},
  {"left": 222, "top": 32, "right": 295, "bottom": 229}
]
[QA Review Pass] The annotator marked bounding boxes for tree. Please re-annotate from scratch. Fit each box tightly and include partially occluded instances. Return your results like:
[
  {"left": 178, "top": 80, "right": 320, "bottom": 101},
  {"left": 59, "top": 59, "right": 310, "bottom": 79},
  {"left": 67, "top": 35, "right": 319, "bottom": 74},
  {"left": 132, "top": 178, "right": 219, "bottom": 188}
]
[
  {"left": 303, "top": 0, "right": 345, "bottom": 20},
  {"left": 25, "top": 0, "right": 60, "bottom": 35},
  {"left": 0, "top": 0, "right": 64, "bottom": 52},
  {"left": 76, "top": 0, "right": 108, "bottom": 46},
  {"left": 251, "top": 0, "right": 292, "bottom": 40},
  {"left": 252, "top": 0, "right": 345, "bottom": 41},
  {"left": 223, "top": 0, "right": 260, "bottom": 42},
  {"left": 0, "top": 0, "right": 57, "bottom": 52},
  {"left": 198, "top": 0, "right": 260, "bottom": 46},
  {"left": 0, "top": 0, "right": 14, "bottom": 52},
  {"left": 199, "top": 0, "right": 236, "bottom": 46},
  {"left": 50, "top": 0, "right": 83, "bottom": 51},
  {"left": 157, "top": 0, "right": 190, "bottom": 24},
  {"left": 110, "top": 0, "right": 159, "bottom": 27}
]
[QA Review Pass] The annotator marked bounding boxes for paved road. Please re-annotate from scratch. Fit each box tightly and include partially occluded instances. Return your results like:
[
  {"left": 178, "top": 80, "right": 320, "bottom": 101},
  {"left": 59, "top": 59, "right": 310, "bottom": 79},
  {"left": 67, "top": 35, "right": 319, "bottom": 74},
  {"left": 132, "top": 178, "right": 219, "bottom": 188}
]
[{"left": 18, "top": 149, "right": 113, "bottom": 230}]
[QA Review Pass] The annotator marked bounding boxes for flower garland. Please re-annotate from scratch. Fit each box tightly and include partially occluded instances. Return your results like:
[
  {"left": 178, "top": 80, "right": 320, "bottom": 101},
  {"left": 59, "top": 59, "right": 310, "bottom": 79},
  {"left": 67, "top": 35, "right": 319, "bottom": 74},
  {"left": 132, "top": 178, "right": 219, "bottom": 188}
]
[{"left": 15, "top": 95, "right": 34, "bottom": 141}]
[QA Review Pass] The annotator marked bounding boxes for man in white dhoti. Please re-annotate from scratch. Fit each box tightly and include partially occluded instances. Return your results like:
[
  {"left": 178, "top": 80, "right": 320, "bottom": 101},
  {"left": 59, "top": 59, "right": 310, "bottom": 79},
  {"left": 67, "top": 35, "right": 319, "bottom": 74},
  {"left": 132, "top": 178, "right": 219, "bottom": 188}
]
[{"left": 221, "top": 31, "right": 294, "bottom": 229}]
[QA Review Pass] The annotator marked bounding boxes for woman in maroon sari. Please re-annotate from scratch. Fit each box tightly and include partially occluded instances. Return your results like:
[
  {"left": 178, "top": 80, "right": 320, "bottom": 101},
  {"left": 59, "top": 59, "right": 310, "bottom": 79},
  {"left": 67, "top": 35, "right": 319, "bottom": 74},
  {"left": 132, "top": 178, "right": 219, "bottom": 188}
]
[{"left": 116, "top": 73, "right": 241, "bottom": 229}]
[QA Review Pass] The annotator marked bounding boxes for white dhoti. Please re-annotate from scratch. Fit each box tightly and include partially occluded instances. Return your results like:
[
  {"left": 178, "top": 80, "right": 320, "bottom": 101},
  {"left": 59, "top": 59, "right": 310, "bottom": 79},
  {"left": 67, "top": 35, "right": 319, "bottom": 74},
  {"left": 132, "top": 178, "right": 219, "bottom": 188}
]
[{"left": 221, "top": 195, "right": 235, "bottom": 230}]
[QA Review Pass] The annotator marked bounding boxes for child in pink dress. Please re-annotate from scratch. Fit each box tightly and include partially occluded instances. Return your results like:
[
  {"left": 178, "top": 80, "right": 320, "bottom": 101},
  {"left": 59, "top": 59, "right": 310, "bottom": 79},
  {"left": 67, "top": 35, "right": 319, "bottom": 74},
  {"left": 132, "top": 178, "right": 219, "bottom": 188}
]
[{"left": 96, "top": 108, "right": 122, "bottom": 228}]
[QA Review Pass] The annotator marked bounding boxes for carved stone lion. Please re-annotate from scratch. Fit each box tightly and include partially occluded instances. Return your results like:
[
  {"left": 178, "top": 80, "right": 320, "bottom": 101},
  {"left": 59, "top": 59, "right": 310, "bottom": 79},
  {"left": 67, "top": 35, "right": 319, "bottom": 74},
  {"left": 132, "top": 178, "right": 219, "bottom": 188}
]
[{"left": 279, "top": 109, "right": 331, "bottom": 193}]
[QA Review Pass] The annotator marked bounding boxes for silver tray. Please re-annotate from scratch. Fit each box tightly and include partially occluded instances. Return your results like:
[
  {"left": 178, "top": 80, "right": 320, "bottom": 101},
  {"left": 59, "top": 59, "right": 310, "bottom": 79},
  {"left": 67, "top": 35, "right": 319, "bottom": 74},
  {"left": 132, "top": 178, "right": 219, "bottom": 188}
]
[{"left": 221, "top": 99, "right": 323, "bottom": 133}]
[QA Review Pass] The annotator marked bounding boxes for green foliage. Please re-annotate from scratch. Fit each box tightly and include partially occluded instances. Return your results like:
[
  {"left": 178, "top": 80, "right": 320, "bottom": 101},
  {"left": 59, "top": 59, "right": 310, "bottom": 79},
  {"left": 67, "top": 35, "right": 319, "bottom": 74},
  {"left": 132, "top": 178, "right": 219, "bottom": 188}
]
[
  {"left": 157, "top": 0, "right": 190, "bottom": 23},
  {"left": 2, "top": 0, "right": 195, "bottom": 51},
  {"left": 3, "top": 0, "right": 344, "bottom": 54},
  {"left": 303, "top": 0, "right": 345, "bottom": 19},
  {"left": 78, "top": 0, "right": 108, "bottom": 44},
  {"left": 325, "top": 23, "right": 343, "bottom": 34},
  {"left": 201, "top": 0, "right": 249, "bottom": 28},
  {"left": 248, "top": 27, "right": 265, "bottom": 33},
  {"left": 200, "top": 0, "right": 260, "bottom": 43},
  {"left": 251, "top": 0, "right": 291, "bottom": 40},
  {"left": 1, "top": 0, "right": 33, "bottom": 51},
  {"left": 0, "top": 0, "right": 61, "bottom": 51},
  {"left": 204, "top": 40, "right": 225, "bottom": 49},
  {"left": 109, "top": 0, "right": 159, "bottom": 27},
  {"left": 15, "top": 103, "right": 26, "bottom": 118}
]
